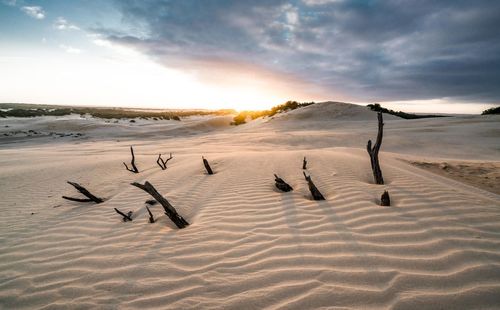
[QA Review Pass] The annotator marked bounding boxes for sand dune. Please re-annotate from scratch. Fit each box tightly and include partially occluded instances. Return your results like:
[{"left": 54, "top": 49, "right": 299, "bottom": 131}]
[{"left": 0, "top": 102, "right": 499, "bottom": 309}]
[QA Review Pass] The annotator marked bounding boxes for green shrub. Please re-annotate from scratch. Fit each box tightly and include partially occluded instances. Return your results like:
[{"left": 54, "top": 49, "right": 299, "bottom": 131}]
[{"left": 481, "top": 106, "right": 500, "bottom": 115}]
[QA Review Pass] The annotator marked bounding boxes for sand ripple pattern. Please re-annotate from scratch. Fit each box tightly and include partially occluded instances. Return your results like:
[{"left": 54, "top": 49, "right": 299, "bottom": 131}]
[{"left": 1, "top": 149, "right": 500, "bottom": 309}]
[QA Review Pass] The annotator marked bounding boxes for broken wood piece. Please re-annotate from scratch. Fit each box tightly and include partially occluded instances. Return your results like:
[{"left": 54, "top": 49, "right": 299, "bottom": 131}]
[
  {"left": 131, "top": 181, "right": 189, "bottom": 229},
  {"left": 274, "top": 174, "right": 293, "bottom": 192},
  {"left": 202, "top": 156, "right": 214, "bottom": 175},
  {"left": 367, "top": 112, "right": 384, "bottom": 184},
  {"left": 123, "top": 146, "right": 139, "bottom": 173},
  {"left": 145, "top": 199, "right": 158, "bottom": 205},
  {"left": 303, "top": 156, "right": 307, "bottom": 170},
  {"left": 146, "top": 206, "right": 155, "bottom": 223},
  {"left": 114, "top": 208, "right": 133, "bottom": 221},
  {"left": 157, "top": 153, "right": 173, "bottom": 170},
  {"left": 380, "top": 190, "right": 391, "bottom": 206},
  {"left": 303, "top": 172, "right": 325, "bottom": 201},
  {"left": 62, "top": 181, "right": 104, "bottom": 204}
]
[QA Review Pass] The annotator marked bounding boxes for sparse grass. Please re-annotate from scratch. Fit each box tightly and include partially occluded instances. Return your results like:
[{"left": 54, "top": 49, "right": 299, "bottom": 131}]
[
  {"left": 481, "top": 106, "right": 500, "bottom": 115},
  {"left": 0, "top": 103, "right": 236, "bottom": 120},
  {"left": 230, "top": 101, "right": 315, "bottom": 125}
]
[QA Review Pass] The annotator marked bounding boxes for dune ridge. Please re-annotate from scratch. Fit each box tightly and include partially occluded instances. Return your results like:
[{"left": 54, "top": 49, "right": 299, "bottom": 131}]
[{"left": 1, "top": 102, "right": 499, "bottom": 309}]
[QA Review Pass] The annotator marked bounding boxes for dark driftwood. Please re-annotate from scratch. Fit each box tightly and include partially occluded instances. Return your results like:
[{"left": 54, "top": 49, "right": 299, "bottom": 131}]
[
  {"left": 274, "top": 174, "right": 293, "bottom": 192},
  {"left": 62, "top": 181, "right": 104, "bottom": 203},
  {"left": 131, "top": 181, "right": 189, "bottom": 229},
  {"left": 114, "top": 208, "right": 133, "bottom": 221},
  {"left": 303, "top": 157, "right": 307, "bottom": 170},
  {"left": 367, "top": 112, "right": 384, "bottom": 184},
  {"left": 146, "top": 206, "right": 155, "bottom": 223},
  {"left": 303, "top": 172, "right": 325, "bottom": 200},
  {"left": 202, "top": 156, "right": 214, "bottom": 175},
  {"left": 145, "top": 199, "right": 158, "bottom": 205},
  {"left": 157, "top": 153, "right": 173, "bottom": 170},
  {"left": 381, "top": 190, "right": 391, "bottom": 206},
  {"left": 123, "top": 146, "right": 139, "bottom": 173}
]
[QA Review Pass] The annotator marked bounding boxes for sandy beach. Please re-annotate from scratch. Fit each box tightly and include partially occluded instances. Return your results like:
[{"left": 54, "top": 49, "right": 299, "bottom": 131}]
[{"left": 1, "top": 102, "right": 499, "bottom": 309}]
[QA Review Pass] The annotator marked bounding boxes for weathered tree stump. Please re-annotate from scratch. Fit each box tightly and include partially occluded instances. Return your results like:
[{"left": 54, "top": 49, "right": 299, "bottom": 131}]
[
  {"left": 123, "top": 146, "right": 139, "bottom": 173},
  {"left": 303, "top": 156, "right": 307, "bottom": 170},
  {"left": 114, "top": 208, "right": 133, "bottom": 221},
  {"left": 303, "top": 172, "right": 325, "bottom": 200},
  {"left": 62, "top": 181, "right": 104, "bottom": 203},
  {"left": 202, "top": 156, "right": 214, "bottom": 175},
  {"left": 157, "top": 153, "right": 173, "bottom": 170},
  {"left": 131, "top": 181, "right": 189, "bottom": 229},
  {"left": 274, "top": 174, "right": 293, "bottom": 192},
  {"left": 380, "top": 190, "right": 391, "bottom": 206},
  {"left": 367, "top": 112, "right": 384, "bottom": 184},
  {"left": 146, "top": 206, "right": 155, "bottom": 223}
]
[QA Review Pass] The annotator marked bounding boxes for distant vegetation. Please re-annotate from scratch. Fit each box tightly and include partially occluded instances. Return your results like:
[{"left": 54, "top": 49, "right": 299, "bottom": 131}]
[
  {"left": 481, "top": 106, "right": 500, "bottom": 115},
  {"left": 231, "top": 101, "right": 316, "bottom": 125},
  {"left": 367, "top": 103, "right": 448, "bottom": 119},
  {"left": 0, "top": 103, "right": 235, "bottom": 120}
]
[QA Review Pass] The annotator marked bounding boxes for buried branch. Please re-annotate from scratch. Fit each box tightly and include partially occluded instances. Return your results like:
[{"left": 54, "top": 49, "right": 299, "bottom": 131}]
[
  {"left": 131, "top": 181, "right": 189, "bottom": 229},
  {"left": 62, "top": 181, "right": 104, "bottom": 204},
  {"left": 157, "top": 153, "right": 173, "bottom": 170},
  {"left": 303, "top": 156, "right": 307, "bottom": 170},
  {"left": 367, "top": 112, "right": 384, "bottom": 184},
  {"left": 202, "top": 156, "right": 214, "bottom": 175},
  {"left": 380, "top": 190, "right": 391, "bottom": 206},
  {"left": 303, "top": 172, "right": 325, "bottom": 201},
  {"left": 274, "top": 174, "right": 293, "bottom": 192},
  {"left": 114, "top": 208, "right": 133, "bottom": 221},
  {"left": 123, "top": 146, "right": 139, "bottom": 173},
  {"left": 146, "top": 206, "right": 155, "bottom": 223}
]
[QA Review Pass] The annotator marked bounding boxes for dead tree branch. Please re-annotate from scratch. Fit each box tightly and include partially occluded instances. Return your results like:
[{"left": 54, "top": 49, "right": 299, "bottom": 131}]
[
  {"left": 114, "top": 208, "right": 133, "bottom": 221},
  {"left": 123, "top": 146, "right": 139, "bottom": 173},
  {"left": 303, "top": 172, "right": 325, "bottom": 201},
  {"left": 380, "top": 190, "right": 391, "bottom": 206},
  {"left": 62, "top": 181, "right": 104, "bottom": 203},
  {"left": 367, "top": 112, "right": 385, "bottom": 184},
  {"left": 157, "top": 153, "right": 173, "bottom": 170},
  {"left": 131, "top": 181, "right": 189, "bottom": 229},
  {"left": 202, "top": 156, "right": 214, "bottom": 175},
  {"left": 274, "top": 174, "right": 293, "bottom": 192},
  {"left": 303, "top": 156, "right": 307, "bottom": 170},
  {"left": 146, "top": 206, "right": 155, "bottom": 223}
]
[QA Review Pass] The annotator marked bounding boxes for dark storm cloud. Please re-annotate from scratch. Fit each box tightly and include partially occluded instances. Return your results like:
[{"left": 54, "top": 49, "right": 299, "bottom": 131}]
[{"left": 99, "top": 0, "right": 500, "bottom": 103}]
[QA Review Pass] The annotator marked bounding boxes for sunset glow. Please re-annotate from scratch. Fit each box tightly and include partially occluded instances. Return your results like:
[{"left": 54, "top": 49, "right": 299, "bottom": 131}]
[{"left": 1, "top": 1, "right": 499, "bottom": 112}]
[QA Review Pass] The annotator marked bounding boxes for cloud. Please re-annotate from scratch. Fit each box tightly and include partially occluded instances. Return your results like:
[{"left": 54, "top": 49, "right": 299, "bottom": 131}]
[
  {"left": 59, "top": 44, "right": 82, "bottom": 54},
  {"left": 2, "top": 0, "right": 17, "bottom": 6},
  {"left": 95, "top": 0, "right": 500, "bottom": 104},
  {"left": 54, "top": 17, "right": 80, "bottom": 30},
  {"left": 21, "top": 6, "right": 45, "bottom": 19}
]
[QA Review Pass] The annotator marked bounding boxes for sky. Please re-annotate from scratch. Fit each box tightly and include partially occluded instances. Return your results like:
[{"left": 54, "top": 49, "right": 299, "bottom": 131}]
[{"left": 1, "top": 0, "right": 499, "bottom": 113}]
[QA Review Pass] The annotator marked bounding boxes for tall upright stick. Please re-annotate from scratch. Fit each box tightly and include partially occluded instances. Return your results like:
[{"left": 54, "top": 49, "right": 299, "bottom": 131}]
[
  {"left": 367, "top": 112, "right": 384, "bottom": 184},
  {"left": 123, "top": 146, "right": 139, "bottom": 173}
]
